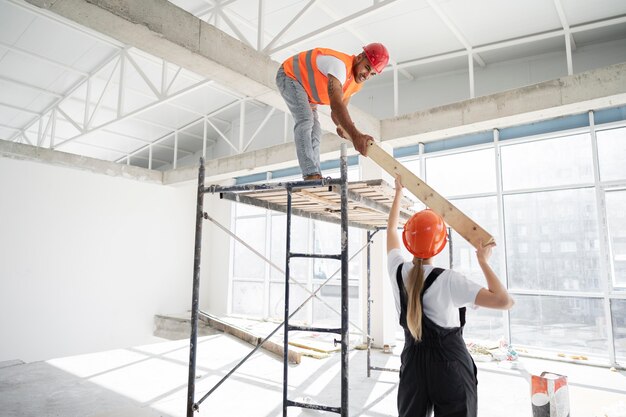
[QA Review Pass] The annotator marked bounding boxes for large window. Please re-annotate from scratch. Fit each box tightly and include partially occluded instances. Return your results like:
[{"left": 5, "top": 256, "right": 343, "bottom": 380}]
[
  {"left": 500, "top": 133, "right": 593, "bottom": 190},
  {"left": 597, "top": 127, "right": 626, "bottom": 182},
  {"left": 231, "top": 204, "right": 267, "bottom": 317},
  {"left": 510, "top": 295, "right": 607, "bottom": 355},
  {"left": 395, "top": 115, "right": 626, "bottom": 365},
  {"left": 230, "top": 167, "right": 363, "bottom": 328},
  {"left": 611, "top": 299, "right": 626, "bottom": 361},
  {"left": 229, "top": 112, "right": 626, "bottom": 366},
  {"left": 268, "top": 214, "right": 310, "bottom": 322},
  {"left": 499, "top": 132, "right": 611, "bottom": 359},
  {"left": 426, "top": 148, "right": 496, "bottom": 196},
  {"left": 504, "top": 189, "right": 601, "bottom": 291}
]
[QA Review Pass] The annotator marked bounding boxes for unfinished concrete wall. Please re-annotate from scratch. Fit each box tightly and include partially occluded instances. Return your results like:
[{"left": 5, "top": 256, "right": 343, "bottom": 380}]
[
  {"left": 0, "top": 157, "right": 201, "bottom": 362},
  {"left": 353, "top": 38, "right": 626, "bottom": 120}
]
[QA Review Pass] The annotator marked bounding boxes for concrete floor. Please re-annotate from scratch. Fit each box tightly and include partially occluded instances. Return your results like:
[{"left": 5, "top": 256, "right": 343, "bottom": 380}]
[{"left": 1, "top": 324, "right": 625, "bottom": 417}]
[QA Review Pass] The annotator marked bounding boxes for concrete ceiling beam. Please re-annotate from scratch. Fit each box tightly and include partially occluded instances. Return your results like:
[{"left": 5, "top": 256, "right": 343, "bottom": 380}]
[
  {"left": 163, "top": 133, "right": 351, "bottom": 185},
  {"left": 0, "top": 140, "right": 162, "bottom": 183},
  {"left": 381, "top": 62, "right": 626, "bottom": 146}
]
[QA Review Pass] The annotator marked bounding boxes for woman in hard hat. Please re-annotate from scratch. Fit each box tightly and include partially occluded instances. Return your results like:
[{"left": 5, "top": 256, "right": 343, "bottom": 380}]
[
  {"left": 276, "top": 43, "right": 389, "bottom": 180},
  {"left": 387, "top": 176, "right": 514, "bottom": 417}
]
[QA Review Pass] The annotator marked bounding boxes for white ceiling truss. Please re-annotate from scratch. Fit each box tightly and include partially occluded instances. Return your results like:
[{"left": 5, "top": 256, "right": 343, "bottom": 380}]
[
  {"left": 192, "top": 0, "right": 626, "bottom": 65},
  {"left": 0, "top": 0, "right": 285, "bottom": 171},
  {"left": 2, "top": 0, "right": 282, "bottom": 170},
  {"left": 7, "top": 46, "right": 252, "bottom": 168},
  {"left": 189, "top": 0, "right": 625, "bottom": 109},
  {"left": 1, "top": 0, "right": 625, "bottom": 171},
  {"left": 262, "top": 0, "right": 403, "bottom": 55}
]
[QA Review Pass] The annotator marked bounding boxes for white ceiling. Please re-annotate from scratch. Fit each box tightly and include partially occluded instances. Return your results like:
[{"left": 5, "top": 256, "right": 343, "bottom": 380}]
[{"left": 1, "top": 0, "right": 625, "bottom": 170}]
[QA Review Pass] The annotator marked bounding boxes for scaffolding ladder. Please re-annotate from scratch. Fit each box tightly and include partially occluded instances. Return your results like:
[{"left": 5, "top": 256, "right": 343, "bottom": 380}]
[{"left": 281, "top": 144, "right": 349, "bottom": 416}]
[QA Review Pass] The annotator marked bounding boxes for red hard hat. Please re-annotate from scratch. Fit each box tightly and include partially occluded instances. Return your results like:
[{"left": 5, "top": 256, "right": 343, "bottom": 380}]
[
  {"left": 402, "top": 209, "right": 448, "bottom": 259},
  {"left": 362, "top": 43, "right": 389, "bottom": 74}
]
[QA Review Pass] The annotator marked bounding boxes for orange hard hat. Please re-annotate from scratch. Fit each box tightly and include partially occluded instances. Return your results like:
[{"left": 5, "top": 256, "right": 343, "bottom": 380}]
[
  {"left": 402, "top": 209, "right": 448, "bottom": 259},
  {"left": 362, "top": 43, "right": 389, "bottom": 74}
]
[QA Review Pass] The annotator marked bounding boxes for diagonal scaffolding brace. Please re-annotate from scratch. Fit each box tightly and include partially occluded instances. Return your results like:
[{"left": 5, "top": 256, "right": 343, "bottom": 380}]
[{"left": 191, "top": 226, "right": 379, "bottom": 411}]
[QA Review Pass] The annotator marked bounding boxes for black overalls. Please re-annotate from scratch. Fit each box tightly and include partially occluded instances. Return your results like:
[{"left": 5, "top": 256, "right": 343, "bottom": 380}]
[{"left": 396, "top": 265, "right": 478, "bottom": 417}]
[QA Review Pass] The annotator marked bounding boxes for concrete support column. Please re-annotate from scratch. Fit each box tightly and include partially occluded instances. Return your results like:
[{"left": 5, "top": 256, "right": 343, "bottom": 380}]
[{"left": 360, "top": 143, "right": 398, "bottom": 348}]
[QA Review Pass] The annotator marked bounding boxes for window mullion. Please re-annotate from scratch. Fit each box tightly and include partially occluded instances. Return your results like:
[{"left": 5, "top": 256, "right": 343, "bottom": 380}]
[
  {"left": 494, "top": 128, "right": 512, "bottom": 343},
  {"left": 590, "top": 110, "right": 617, "bottom": 365}
]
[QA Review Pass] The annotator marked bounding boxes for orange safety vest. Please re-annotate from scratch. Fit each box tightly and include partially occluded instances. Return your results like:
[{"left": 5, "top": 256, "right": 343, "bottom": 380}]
[{"left": 282, "top": 48, "right": 362, "bottom": 105}]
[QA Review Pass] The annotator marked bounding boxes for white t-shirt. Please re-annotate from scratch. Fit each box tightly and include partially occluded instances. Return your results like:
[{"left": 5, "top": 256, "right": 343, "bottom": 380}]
[
  {"left": 387, "top": 248, "right": 482, "bottom": 328},
  {"left": 316, "top": 55, "right": 347, "bottom": 85}
]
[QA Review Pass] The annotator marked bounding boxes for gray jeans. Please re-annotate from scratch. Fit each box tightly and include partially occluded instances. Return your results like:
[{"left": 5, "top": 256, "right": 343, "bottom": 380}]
[{"left": 276, "top": 66, "right": 322, "bottom": 177}]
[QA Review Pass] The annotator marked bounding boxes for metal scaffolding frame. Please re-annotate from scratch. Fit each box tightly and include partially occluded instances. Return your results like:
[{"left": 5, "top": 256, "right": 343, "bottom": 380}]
[{"left": 185, "top": 143, "right": 412, "bottom": 416}]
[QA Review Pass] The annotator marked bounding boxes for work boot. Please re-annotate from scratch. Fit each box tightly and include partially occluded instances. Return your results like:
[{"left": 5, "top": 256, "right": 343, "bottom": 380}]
[{"left": 303, "top": 173, "right": 323, "bottom": 180}]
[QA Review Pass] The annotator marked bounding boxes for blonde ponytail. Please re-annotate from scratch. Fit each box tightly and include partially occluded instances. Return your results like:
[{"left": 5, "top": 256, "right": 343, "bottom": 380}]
[{"left": 405, "top": 257, "right": 425, "bottom": 341}]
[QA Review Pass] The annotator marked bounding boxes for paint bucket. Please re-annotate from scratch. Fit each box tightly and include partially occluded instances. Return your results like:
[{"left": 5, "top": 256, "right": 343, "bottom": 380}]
[{"left": 531, "top": 372, "right": 570, "bottom": 417}]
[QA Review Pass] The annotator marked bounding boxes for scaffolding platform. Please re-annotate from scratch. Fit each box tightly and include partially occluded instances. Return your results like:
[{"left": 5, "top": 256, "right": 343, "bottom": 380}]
[{"left": 216, "top": 178, "right": 415, "bottom": 229}]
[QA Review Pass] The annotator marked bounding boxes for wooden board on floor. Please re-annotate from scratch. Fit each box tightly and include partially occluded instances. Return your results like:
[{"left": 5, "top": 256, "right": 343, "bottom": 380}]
[
  {"left": 199, "top": 312, "right": 301, "bottom": 364},
  {"left": 288, "top": 345, "right": 331, "bottom": 359}
]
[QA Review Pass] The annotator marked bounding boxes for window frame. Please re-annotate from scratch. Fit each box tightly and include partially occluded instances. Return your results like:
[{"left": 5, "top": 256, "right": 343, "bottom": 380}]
[{"left": 394, "top": 113, "right": 626, "bottom": 365}]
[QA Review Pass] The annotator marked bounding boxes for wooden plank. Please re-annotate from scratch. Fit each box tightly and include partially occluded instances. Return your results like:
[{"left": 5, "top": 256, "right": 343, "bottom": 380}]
[
  {"left": 288, "top": 345, "right": 331, "bottom": 359},
  {"left": 295, "top": 189, "right": 340, "bottom": 209},
  {"left": 288, "top": 335, "right": 341, "bottom": 354},
  {"left": 367, "top": 142, "right": 494, "bottom": 248},
  {"left": 199, "top": 313, "right": 301, "bottom": 364},
  {"left": 336, "top": 127, "right": 494, "bottom": 248}
]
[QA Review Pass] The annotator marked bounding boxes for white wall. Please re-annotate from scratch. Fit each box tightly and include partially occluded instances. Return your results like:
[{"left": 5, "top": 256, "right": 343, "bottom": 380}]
[
  {"left": 200, "top": 189, "right": 234, "bottom": 318},
  {"left": 0, "top": 157, "right": 203, "bottom": 362}
]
